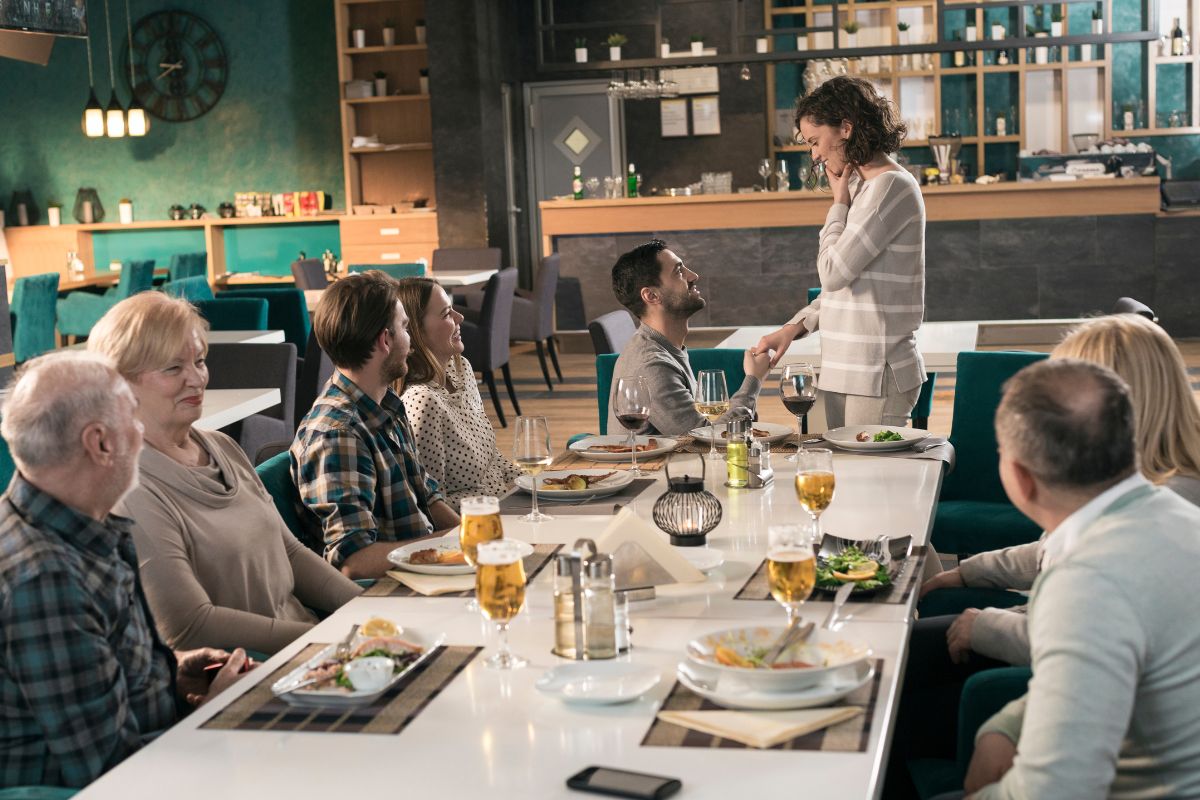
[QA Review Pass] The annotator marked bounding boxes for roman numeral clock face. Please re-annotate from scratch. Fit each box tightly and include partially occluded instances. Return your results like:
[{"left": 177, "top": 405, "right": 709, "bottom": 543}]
[{"left": 126, "top": 10, "right": 227, "bottom": 122}]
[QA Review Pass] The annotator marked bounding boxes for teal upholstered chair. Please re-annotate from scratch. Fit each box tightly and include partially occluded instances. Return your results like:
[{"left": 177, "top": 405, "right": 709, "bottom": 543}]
[
  {"left": 907, "top": 666, "right": 1032, "bottom": 799},
  {"left": 255, "top": 450, "right": 308, "bottom": 545},
  {"left": 168, "top": 251, "right": 207, "bottom": 282},
  {"left": 0, "top": 787, "right": 78, "bottom": 799},
  {"left": 163, "top": 275, "right": 214, "bottom": 302},
  {"left": 807, "top": 286, "right": 936, "bottom": 428},
  {"left": 931, "top": 350, "right": 1048, "bottom": 556},
  {"left": 594, "top": 348, "right": 746, "bottom": 435},
  {"left": 349, "top": 263, "right": 426, "bottom": 279},
  {"left": 56, "top": 259, "right": 156, "bottom": 339},
  {"left": 11, "top": 273, "right": 60, "bottom": 362},
  {"left": 0, "top": 423, "right": 15, "bottom": 490},
  {"left": 193, "top": 298, "right": 269, "bottom": 331},
  {"left": 220, "top": 287, "right": 311, "bottom": 348},
  {"left": 918, "top": 586, "right": 1027, "bottom": 618}
]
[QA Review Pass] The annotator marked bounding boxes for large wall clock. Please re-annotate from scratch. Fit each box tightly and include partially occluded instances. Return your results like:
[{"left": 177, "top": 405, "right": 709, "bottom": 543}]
[{"left": 125, "top": 10, "right": 227, "bottom": 123}]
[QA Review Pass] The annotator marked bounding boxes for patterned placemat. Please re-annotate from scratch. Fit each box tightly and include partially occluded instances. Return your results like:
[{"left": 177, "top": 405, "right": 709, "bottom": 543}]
[
  {"left": 551, "top": 437, "right": 696, "bottom": 472},
  {"left": 498, "top": 479, "right": 657, "bottom": 516},
  {"left": 734, "top": 547, "right": 928, "bottom": 605},
  {"left": 201, "top": 644, "right": 481, "bottom": 734},
  {"left": 681, "top": 433, "right": 803, "bottom": 456},
  {"left": 363, "top": 543, "right": 562, "bottom": 598},
  {"left": 641, "top": 658, "right": 884, "bottom": 752}
]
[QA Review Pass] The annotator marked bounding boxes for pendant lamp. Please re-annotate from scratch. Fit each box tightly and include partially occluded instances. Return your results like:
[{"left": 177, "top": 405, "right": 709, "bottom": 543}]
[
  {"left": 102, "top": 0, "right": 125, "bottom": 138},
  {"left": 81, "top": 0, "right": 104, "bottom": 137},
  {"left": 124, "top": 0, "right": 147, "bottom": 136}
]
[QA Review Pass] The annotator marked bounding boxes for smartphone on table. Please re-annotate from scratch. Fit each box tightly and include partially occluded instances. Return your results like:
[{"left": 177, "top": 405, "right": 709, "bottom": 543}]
[{"left": 567, "top": 766, "right": 682, "bottom": 799}]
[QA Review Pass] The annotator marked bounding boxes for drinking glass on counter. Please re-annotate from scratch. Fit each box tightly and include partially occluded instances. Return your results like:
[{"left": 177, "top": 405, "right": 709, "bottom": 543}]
[
  {"left": 695, "top": 369, "right": 729, "bottom": 461},
  {"left": 476, "top": 540, "right": 528, "bottom": 670},
  {"left": 460, "top": 496, "right": 503, "bottom": 612},
  {"left": 780, "top": 363, "right": 818, "bottom": 460},
  {"left": 766, "top": 521, "right": 817, "bottom": 626},
  {"left": 758, "top": 158, "right": 772, "bottom": 191},
  {"left": 514, "top": 416, "right": 554, "bottom": 522},
  {"left": 795, "top": 448, "right": 835, "bottom": 541},
  {"left": 613, "top": 375, "right": 651, "bottom": 476}
]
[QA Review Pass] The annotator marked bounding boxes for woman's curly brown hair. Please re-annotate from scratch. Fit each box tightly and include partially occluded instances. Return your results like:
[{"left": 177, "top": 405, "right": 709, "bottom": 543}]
[{"left": 794, "top": 76, "right": 907, "bottom": 167}]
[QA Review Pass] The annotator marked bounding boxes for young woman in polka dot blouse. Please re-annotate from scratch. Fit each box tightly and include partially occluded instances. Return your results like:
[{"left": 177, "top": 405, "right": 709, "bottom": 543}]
[{"left": 395, "top": 278, "right": 521, "bottom": 511}]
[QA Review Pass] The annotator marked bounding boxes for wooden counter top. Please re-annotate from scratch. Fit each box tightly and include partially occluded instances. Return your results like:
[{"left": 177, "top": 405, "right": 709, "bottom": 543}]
[{"left": 539, "top": 177, "right": 1161, "bottom": 253}]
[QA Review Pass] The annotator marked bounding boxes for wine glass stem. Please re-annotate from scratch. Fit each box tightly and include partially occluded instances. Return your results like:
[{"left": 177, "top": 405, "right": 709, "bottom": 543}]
[
  {"left": 795, "top": 414, "right": 804, "bottom": 447},
  {"left": 531, "top": 483, "right": 540, "bottom": 518},
  {"left": 812, "top": 512, "right": 822, "bottom": 542},
  {"left": 496, "top": 620, "right": 511, "bottom": 661},
  {"left": 709, "top": 420, "right": 717, "bottom": 459},
  {"left": 785, "top": 604, "right": 800, "bottom": 627},
  {"left": 629, "top": 427, "right": 638, "bottom": 472}
]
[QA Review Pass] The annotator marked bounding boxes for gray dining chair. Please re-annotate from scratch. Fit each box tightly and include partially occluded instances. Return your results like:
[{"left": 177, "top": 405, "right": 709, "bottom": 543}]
[
  {"left": 588, "top": 309, "right": 638, "bottom": 355},
  {"left": 437, "top": 247, "right": 502, "bottom": 310},
  {"left": 1112, "top": 296, "right": 1157, "bottom": 322},
  {"left": 204, "top": 342, "right": 297, "bottom": 464},
  {"left": 295, "top": 327, "right": 335, "bottom": 425},
  {"left": 510, "top": 254, "right": 562, "bottom": 390},
  {"left": 291, "top": 258, "right": 329, "bottom": 291},
  {"left": 460, "top": 267, "right": 520, "bottom": 426}
]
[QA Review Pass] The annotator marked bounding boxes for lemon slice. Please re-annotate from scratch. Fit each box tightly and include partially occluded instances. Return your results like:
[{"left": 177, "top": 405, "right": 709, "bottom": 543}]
[
  {"left": 360, "top": 617, "right": 400, "bottom": 638},
  {"left": 832, "top": 560, "right": 880, "bottom": 582}
]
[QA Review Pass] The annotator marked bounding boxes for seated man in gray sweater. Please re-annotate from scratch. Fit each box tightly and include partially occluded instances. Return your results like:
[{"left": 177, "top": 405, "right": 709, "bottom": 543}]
[
  {"left": 607, "top": 240, "right": 770, "bottom": 436},
  {"left": 964, "top": 359, "right": 1200, "bottom": 798}
]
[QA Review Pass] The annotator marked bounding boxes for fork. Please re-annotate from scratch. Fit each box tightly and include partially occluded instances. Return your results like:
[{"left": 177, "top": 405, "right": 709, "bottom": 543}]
[{"left": 335, "top": 623, "right": 360, "bottom": 661}]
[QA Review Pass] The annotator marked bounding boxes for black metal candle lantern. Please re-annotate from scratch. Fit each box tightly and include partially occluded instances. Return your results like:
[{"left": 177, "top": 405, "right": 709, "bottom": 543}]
[{"left": 652, "top": 452, "right": 723, "bottom": 546}]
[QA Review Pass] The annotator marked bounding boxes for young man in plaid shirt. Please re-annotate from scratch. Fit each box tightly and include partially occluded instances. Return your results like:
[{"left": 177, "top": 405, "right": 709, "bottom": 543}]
[
  {"left": 292, "top": 271, "right": 460, "bottom": 579},
  {"left": 0, "top": 352, "right": 250, "bottom": 789}
]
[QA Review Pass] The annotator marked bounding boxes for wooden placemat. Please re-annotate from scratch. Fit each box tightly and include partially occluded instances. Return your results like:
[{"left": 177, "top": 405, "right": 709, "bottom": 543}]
[
  {"left": 641, "top": 658, "right": 884, "bottom": 752},
  {"left": 201, "top": 644, "right": 481, "bottom": 735},
  {"left": 363, "top": 543, "right": 562, "bottom": 598},
  {"left": 498, "top": 479, "right": 657, "bottom": 516},
  {"left": 734, "top": 547, "right": 928, "bottom": 605},
  {"left": 551, "top": 437, "right": 696, "bottom": 472}
]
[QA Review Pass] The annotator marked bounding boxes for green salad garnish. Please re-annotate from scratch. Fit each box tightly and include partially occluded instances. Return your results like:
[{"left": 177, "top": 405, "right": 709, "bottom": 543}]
[
  {"left": 873, "top": 430, "right": 905, "bottom": 443},
  {"left": 816, "top": 545, "right": 891, "bottom": 591}
]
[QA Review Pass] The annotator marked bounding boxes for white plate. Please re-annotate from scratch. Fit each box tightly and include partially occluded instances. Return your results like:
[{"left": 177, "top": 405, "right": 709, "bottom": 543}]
[
  {"left": 822, "top": 425, "right": 929, "bottom": 452},
  {"left": 515, "top": 469, "right": 635, "bottom": 501},
  {"left": 387, "top": 534, "right": 533, "bottom": 575},
  {"left": 677, "top": 547, "right": 725, "bottom": 572},
  {"left": 535, "top": 662, "right": 662, "bottom": 706},
  {"left": 569, "top": 435, "right": 679, "bottom": 462},
  {"left": 689, "top": 421, "right": 793, "bottom": 447},
  {"left": 271, "top": 629, "right": 446, "bottom": 707},
  {"left": 686, "top": 625, "right": 872, "bottom": 692},
  {"left": 676, "top": 659, "right": 875, "bottom": 710}
]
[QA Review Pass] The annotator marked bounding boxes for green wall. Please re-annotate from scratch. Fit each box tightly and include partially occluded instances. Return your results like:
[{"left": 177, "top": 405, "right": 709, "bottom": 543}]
[{"left": 0, "top": 0, "right": 344, "bottom": 230}]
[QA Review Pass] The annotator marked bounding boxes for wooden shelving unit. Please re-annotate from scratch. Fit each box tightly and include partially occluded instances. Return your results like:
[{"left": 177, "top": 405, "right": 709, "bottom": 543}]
[{"left": 1118, "top": 0, "right": 1200, "bottom": 134}]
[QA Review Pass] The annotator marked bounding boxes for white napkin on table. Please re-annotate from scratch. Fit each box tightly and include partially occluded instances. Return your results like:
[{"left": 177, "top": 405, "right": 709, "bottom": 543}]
[
  {"left": 657, "top": 706, "right": 862, "bottom": 748},
  {"left": 595, "top": 507, "right": 706, "bottom": 586},
  {"left": 386, "top": 570, "right": 474, "bottom": 596}
]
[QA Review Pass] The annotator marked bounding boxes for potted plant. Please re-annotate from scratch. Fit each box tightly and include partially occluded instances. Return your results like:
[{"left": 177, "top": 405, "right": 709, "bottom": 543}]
[
  {"left": 966, "top": 21, "right": 978, "bottom": 41},
  {"left": 1033, "top": 28, "right": 1049, "bottom": 63},
  {"left": 373, "top": 70, "right": 388, "bottom": 97},
  {"left": 1050, "top": 7, "right": 1063, "bottom": 37},
  {"left": 690, "top": 34, "right": 704, "bottom": 55},
  {"left": 842, "top": 20, "right": 860, "bottom": 47},
  {"left": 46, "top": 202, "right": 61, "bottom": 227},
  {"left": 419, "top": 67, "right": 429, "bottom": 94},
  {"left": 607, "top": 33, "right": 627, "bottom": 61},
  {"left": 897, "top": 20, "right": 911, "bottom": 44},
  {"left": 575, "top": 37, "right": 588, "bottom": 63},
  {"left": 382, "top": 19, "right": 396, "bottom": 47},
  {"left": 414, "top": 18, "right": 426, "bottom": 44},
  {"left": 1092, "top": 6, "right": 1103, "bottom": 34}
]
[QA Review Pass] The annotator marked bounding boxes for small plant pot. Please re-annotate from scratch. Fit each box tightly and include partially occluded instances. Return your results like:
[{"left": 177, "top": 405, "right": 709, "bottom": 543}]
[
  {"left": 992, "top": 23, "right": 1005, "bottom": 40},
  {"left": 419, "top": 75, "right": 429, "bottom": 94},
  {"left": 1050, "top": 21, "right": 1063, "bottom": 36},
  {"left": 415, "top": 25, "right": 426, "bottom": 44},
  {"left": 965, "top": 25, "right": 977, "bottom": 42},
  {"left": 796, "top": 35, "right": 808, "bottom": 51},
  {"left": 755, "top": 37, "right": 768, "bottom": 53},
  {"left": 1081, "top": 43, "right": 1094, "bottom": 60},
  {"left": 118, "top": 201, "right": 133, "bottom": 224},
  {"left": 1035, "top": 33, "right": 1048, "bottom": 64},
  {"left": 691, "top": 41, "right": 704, "bottom": 55},
  {"left": 382, "top": 27, "right": 395, "bottom": 46},
  {"left": 609, "top": 45, "right": 622, "bottom": 60},
  {"left": 351, "top": 28, "right": 365, "bottom": 48},
  {"left": 374, "top": 78, "right": 388, "bottom": 97},
  {"left": 661, "top": 42, "right": 671, "bottom": 57},
  {"left": 575, "top": 47, "right": 587, "bottom": 63},
  {"left": 844, "top": 33, "right": 857, "bottom": 49},
  {"left": 1091, "top": 19, "right": 1103, "bottom": 34},
  {"left": 898, "top": 30, "right": 909, "bottom": 46},
  {"left": 47, "top": 207, "right": 61, "bottom": 226}
]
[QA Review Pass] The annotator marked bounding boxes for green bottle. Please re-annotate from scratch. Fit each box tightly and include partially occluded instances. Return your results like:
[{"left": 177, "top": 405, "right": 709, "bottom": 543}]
[
  {"left": 627, "top": 163, "right": 638, "bottom": 198},
  {"left": 572, "top": 165, "right": 584, "bottom": 200},
  {"left": 725, "top": 416, "right": 750, "bottom": 488}
]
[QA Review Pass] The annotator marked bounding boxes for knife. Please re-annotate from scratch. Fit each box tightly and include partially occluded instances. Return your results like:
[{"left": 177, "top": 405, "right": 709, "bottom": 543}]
[{"left": 822, "top": 582, "right": 855, "bottom": 631}]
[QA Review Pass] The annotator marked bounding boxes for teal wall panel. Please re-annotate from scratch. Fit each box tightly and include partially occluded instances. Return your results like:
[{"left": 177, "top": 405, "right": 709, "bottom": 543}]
[
  {"left": 91, "top": 228, "right": 206, "bottom": 273},
  {"left": 0, "top": 0, "right": 344, "bottom": 222},
  {"left": 223, "top": 223, "right": 340, "bottom": 276}
]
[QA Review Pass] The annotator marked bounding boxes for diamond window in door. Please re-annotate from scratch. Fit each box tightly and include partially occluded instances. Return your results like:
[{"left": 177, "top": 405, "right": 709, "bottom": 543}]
[{"left": 554, "top": 115, "right": 601, "bottom": 164}]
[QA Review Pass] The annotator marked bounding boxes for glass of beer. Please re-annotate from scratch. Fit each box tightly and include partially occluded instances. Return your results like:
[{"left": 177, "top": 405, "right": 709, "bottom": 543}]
[
  {"left": 767, "top": 521, "right": 817, "bottom": 625},
  {"left": 476, "top": 540, "right": 528, "bottom": 670},
  {"left": 613, "top": 375, "right": 651, "bottom": 476},
  {"left": 795, "top": 448, "right": 835, "bottom": 542},
  {"left": 695, "top": 369, "right": 729, "bottom": 461},
  {"left": 459, "top": 496, "right": 504, "bottom": 566},
  {"left": 779, "top": 363, "right": 818, "bottom": 461},
  {"left": 514, "top": 416, "right": 554, "bottom": 523}
]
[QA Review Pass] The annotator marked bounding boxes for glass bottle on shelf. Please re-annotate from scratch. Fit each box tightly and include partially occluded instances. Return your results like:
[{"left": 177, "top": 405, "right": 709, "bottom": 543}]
[
  {"left": 626, "top": 163, "right": 638, "bottom": 198},
  {"left": 1171, "top": 17, "right": 1186, "bottom": 56},
  {"left": 572, "top": 165, "right": 583, "bottom": 200}
]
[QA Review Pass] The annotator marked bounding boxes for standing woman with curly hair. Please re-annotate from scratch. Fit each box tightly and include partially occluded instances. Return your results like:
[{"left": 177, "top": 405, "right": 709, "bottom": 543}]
[{"left": 755, "top": 76, "right": 927, "bottom": 428}]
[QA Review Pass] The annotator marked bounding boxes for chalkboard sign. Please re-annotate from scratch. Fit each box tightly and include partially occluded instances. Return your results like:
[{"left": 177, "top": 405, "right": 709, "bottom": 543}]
[{"left": 1, "top": 0, "right": 86, "bottom": 38}]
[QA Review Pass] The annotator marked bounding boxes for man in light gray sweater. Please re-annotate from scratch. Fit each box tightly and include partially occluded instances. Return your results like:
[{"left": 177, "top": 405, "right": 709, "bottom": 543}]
[
  {"left": 963, "top": 359, "right": 1200, "bottom": 798},
  {"left": 607, "top": 240, "right": 770, "bottom": 436}
]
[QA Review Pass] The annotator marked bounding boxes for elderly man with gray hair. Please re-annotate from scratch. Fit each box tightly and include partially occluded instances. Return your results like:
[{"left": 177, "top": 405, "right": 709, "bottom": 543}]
[
  {"left": 960, "top": 359, "right": 1200, "bottom": 799},
  {"left": 0, "top": 352, "right": 250, "bottom": 790}
]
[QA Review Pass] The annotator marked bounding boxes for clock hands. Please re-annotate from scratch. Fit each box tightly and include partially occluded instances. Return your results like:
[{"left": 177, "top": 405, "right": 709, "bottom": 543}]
[{"left": 157, "top": 61, "right": 184, "bottom": 80}]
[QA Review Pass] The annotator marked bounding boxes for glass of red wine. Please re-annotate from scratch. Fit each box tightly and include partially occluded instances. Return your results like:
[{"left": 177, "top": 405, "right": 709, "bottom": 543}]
[
  {"left": 780, "top": 363, "right": 818, "bottom": 461},
  {"left": 614, "top": 375, "right": 651, "bottom": 476}
]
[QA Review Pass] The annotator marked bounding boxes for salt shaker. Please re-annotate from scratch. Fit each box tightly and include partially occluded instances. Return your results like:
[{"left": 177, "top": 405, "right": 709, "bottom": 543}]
[{"left": 583, "top": 553, "right": 617, "bottom": 660}]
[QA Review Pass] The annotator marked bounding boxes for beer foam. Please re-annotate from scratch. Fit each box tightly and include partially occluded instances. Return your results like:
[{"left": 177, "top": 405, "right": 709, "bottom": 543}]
[
  {"left": 460, "top": 496, "right": 501, "bottom": 515},
  {"left": 767, "top": 547, "right": 815, "bottom": 562},
  {"left": 475, "top": 540, "right": 522, "bottom": 565}
]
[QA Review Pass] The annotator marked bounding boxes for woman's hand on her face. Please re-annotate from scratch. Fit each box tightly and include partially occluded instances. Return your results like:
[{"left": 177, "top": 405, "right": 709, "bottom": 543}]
[{"left": 827, "top": 163, "right": 853, "bottom": 206}]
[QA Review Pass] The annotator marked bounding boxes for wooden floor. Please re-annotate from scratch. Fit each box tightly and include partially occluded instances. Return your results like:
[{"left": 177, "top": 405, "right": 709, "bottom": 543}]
[{"left": 484, "top": 333, "right": 1200, "bottom": 454}]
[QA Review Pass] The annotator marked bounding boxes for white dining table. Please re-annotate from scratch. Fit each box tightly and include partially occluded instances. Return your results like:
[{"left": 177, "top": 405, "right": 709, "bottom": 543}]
[
  {"left": 76, "top": 452, "right": 943, "bottom": 800},
  {"left": 433, "top": 268, "right": 497, "bottom": 287},
  {"left": 195, "top": 387, "right": 281, "bottom": 431},
  {"left": 66, "top": 329, "right": 286, "bottom": 351}
]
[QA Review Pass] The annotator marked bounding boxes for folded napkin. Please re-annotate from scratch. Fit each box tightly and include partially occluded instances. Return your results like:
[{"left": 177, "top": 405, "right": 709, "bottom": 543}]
[
  {"left": 657, "top": 706, "right": 862, "bottom": 748},
  {"left": 386, "top": 570, "right": 474, "bottom": 596}
]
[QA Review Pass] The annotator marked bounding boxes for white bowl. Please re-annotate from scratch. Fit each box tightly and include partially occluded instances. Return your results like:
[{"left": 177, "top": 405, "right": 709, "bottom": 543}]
[
  {"left": 342, "top": 656, "right": 395, "bottom": 692},
  {"left": 535, "top": 662, "right": 662, "bottom": 705},
  {"left": 686, "top": 625, "right": 872, "bottom": 692}
]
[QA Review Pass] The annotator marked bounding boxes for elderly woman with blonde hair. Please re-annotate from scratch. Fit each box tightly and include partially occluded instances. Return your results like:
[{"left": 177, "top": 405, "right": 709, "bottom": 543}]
[{"left": 88, "top": 292, "right": 360, "bottom": 655}]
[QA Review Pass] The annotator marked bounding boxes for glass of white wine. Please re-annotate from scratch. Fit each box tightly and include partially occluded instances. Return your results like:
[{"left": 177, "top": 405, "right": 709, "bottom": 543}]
[
  {"left": 514, "top": 415, "right": 554, "bottom": 523},
  {"left": 767, "top": 521, "right": 817, "bottom": 626},
  {"left": 795, "top": 448, "right": 835, "bottom": 542},
  {"left": 695, "top": 369, "right": 729, "bottom": 461},
  {"left": 475, "top": 540, "right": 528, "bottom": 670},
  {"left": 613, "top": 375, "right": 651, "bottom": 476}
]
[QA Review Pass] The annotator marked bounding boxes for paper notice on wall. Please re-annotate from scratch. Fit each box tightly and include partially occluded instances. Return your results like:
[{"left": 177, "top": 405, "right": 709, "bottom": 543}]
[
  {"left": 660, "top": 66, "right": 719, "bottom": 95},
  {"left": 692, "top": 95, "right": 721, "bottom": 136},
  {"left": 775, "top": 109, "right": 796, "bottom": 146},
  {"left": 661, "top": 98, "right": 689, "bottom": 137}
]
